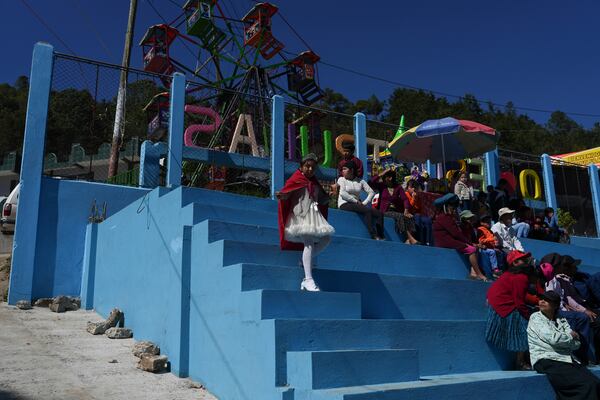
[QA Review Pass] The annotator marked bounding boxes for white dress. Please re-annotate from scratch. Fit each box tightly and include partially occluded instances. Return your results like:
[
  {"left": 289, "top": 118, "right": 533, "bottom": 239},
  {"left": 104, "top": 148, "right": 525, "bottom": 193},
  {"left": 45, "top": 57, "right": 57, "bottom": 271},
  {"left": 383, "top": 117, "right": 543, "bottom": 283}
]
[{"left": 284, "top": 187, "right": 335, "bottom": 243}]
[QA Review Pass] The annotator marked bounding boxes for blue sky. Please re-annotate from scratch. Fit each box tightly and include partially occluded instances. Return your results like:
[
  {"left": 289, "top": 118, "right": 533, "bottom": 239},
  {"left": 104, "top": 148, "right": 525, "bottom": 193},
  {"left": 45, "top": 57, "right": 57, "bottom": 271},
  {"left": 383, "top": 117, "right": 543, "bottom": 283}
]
[{"left": 3, "top": 0, "right": 600, "bottom": 127}]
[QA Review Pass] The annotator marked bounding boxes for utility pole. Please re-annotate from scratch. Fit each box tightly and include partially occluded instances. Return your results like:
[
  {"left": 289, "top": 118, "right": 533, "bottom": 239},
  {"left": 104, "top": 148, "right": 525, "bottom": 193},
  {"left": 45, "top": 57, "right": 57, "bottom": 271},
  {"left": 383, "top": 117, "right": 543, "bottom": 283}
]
[{"left": 108, "top": 0, "right": 138, "bottom": 178}]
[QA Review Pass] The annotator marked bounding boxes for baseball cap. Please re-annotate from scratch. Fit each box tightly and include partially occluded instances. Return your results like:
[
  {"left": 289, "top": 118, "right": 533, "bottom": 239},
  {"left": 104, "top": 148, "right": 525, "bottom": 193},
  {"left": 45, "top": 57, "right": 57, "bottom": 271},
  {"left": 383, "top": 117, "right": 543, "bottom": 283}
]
[{"left": 498, "top": 207, "right": 515, "bottom": 218}]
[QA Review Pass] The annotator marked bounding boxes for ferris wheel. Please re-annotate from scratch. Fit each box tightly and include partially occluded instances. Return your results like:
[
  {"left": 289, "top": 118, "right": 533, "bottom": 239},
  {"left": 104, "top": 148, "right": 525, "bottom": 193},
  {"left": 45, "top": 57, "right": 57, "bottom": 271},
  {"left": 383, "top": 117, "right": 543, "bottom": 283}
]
[{"left": 138, "top": 1, "right": 326, "bottom": 185}]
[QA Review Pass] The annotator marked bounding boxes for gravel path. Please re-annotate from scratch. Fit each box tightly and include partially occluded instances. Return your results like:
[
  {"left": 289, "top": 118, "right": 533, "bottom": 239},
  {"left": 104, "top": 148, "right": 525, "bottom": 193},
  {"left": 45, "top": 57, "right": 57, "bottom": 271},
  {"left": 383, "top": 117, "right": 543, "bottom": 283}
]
[{"left": 0, "top": 303, "right": 217, "bottom": 400}]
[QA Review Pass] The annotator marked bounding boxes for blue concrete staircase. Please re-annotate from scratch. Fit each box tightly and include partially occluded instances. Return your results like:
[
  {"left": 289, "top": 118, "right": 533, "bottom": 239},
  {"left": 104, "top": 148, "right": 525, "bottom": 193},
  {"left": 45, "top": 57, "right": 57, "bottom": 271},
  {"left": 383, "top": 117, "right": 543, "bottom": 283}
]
[{"left": 84, "top": 186, "right": 600, "bottom": 399}]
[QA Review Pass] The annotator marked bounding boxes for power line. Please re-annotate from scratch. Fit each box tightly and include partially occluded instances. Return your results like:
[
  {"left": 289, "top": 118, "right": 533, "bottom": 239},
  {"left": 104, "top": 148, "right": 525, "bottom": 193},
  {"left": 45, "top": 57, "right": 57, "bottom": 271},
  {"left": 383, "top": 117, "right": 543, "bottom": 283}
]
[
  {"left": 20, "top": 0, "right": 78, "bottom": 56},
  {"left": 317, "top": 61, "right": 600, "bottom": 119},
  {"left": 158, "top": 0, "right": 600, "bottom": 120},
  {"left": 72, "top": 0, "right": 113, "bottom": 60}
]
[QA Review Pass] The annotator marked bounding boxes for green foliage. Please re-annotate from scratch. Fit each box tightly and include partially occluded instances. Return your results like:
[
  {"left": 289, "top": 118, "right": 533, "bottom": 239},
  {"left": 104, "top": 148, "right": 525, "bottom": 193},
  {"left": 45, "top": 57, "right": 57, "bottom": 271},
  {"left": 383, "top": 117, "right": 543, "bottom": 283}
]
[
  {"left": 2, "top": 74, "right": 600, "bottom": 162},
  {"left": 557, "top": 208, "right": 577, "bottom": 231}
]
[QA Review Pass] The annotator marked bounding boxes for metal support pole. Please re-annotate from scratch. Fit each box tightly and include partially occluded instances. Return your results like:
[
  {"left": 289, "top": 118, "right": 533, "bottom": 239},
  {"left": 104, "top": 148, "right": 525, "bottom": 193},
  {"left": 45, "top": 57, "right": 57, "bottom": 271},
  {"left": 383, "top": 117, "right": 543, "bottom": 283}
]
[
  {"left": 354, "top": 112, "right": 367, "bottom": 176},
  {"left": 484, "top": 149, "right": 500, "bottom": 188},
  {"left": 270, "top": 95, "right": 284, "bottom": 198},
  {"left": 167, "top": 73, "right": 186, "bottom": 187},
  {"left": 541, "top": 153, "right": 558, "bottom": 209},
  {"left": 589, "top": 164, "right": 600, "bottom": 238}
]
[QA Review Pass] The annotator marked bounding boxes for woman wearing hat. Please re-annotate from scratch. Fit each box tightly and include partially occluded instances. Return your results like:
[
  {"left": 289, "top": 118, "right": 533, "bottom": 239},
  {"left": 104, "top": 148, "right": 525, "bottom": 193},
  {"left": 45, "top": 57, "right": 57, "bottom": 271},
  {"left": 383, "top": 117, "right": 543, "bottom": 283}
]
[
  {"left": 276, "top": 153, "right": 335, "bottom": 291},
  {"left": 433, "top": 193, "right": 488, "bottom": 281},
  {"left": 369, "top": 167, "right": 420, "bottom": 244},
  {"left": 528, "top": 290, "right": 600, "bottom": 399},
  {"left": 486, "top": 250, "right": 535, "bottom": 369}
]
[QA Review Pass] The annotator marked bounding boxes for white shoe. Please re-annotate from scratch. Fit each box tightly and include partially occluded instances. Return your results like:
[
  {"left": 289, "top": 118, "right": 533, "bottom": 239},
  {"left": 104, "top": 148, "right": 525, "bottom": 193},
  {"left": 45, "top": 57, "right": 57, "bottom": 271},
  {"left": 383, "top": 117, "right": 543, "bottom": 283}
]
[{"left": 301, "top": 278, "right": 320, "bottom": 292}]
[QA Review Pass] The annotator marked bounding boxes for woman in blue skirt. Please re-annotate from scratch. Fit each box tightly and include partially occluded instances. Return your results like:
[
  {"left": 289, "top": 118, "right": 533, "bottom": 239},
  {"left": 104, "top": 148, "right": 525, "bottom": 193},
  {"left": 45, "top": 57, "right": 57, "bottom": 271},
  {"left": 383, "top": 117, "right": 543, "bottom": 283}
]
[{"left": 486, "top": 250, "right": 535, "bottom": 369}]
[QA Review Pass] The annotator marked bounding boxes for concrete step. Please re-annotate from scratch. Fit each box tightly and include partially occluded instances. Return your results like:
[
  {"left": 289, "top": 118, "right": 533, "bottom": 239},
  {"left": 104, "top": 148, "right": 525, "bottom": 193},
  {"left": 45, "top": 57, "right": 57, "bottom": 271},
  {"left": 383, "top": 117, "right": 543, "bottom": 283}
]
[
  {"left": 241, "top": 289, "right": 362, "bottom": 320},
  {"left": 292, "top": 370, "right": 567, "bottom": 400},
  {"left": 272, "top": 319, "right": 512, "bottom": 385},
  {"left": 211, "top": 239, "right": 471, "bottom": 281},
  {"left": 571, "top": 236, "right": 600, "bottom": 250},
  {"left": 189, "top": 201, "right": 402, "bottom": 242},
  {"left": 235, "top": 264, "right": 488, "bottom": 320},
  {"left": 287, "top": 349, "right": 419, "bottom": 390},
  {"left": 523, "top": 237, "right": 600, "bottom": 267}
]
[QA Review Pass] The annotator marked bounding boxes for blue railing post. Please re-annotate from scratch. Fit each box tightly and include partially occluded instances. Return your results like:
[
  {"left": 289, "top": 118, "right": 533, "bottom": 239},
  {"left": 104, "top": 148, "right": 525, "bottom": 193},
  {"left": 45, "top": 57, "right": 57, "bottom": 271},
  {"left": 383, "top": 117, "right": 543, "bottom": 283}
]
[
  {"left": 271, "top": 95, "right": 284, "bottom": 198},
  {"left": 167, "top": 72, "right": 186, "bottom": 188},
  {"left": 541, "top": 154, "right": 558, "bottom": 209},
  {"left": 8, "top": 43, "right": 54, "bottom": 304},
  {"left": 354, "top": 113, "right": 367, "bottom": 175},
  {"left": 426, "top": 160, "right": 436, "bottom": 178},
  {"left": 588, "top": 164, "right": 600, "bottom": 237},
  {"left": 484, "top": 149, "right": 499, "bottom": 188}
]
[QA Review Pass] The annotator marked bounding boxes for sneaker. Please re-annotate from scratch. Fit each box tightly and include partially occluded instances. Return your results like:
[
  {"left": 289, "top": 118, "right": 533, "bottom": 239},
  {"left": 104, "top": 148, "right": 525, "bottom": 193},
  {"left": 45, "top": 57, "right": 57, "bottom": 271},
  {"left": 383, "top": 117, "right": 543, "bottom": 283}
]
[{"left": 301, "top": 278, "right": 320, "bottom": 292}]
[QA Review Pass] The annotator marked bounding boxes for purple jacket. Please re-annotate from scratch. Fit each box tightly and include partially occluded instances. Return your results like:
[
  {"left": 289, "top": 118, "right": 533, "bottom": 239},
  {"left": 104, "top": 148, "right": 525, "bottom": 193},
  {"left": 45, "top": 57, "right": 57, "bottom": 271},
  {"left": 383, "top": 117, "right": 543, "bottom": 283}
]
[{"left": 369, "top": 176, "right": 410, "bottom": 213}]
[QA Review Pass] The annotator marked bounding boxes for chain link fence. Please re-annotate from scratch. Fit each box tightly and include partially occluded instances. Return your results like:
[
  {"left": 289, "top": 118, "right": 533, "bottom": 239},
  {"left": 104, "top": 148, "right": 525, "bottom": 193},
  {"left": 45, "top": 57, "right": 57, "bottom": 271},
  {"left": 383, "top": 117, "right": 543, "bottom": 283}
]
[
  {"left": 552, "top": 159, "right": 596, "bottom": 237},
  {"left": 46, "top": 53, "right": 170, "bottom": 184}
]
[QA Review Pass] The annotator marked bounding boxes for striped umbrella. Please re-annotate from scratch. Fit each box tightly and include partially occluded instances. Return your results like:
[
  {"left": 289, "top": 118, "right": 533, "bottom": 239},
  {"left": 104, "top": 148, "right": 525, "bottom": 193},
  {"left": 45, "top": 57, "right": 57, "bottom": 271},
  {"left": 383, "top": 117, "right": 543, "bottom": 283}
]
[{"left": 388, "top": 117, "right": 499, "bottom": 164}]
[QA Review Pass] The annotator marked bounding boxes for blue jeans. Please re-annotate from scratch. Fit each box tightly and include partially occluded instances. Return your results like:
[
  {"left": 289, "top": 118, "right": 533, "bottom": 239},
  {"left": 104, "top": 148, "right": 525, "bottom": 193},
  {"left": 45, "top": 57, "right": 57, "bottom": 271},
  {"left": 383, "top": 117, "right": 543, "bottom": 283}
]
[
  {"left": 479, "top": 248, "right": 499, "bottom": 277},
  {"left": 512, "top": 222, "right": 530, "bottom": 238},
  {"left": 414, "top": 214, "right": 433, "bottom": 246}
]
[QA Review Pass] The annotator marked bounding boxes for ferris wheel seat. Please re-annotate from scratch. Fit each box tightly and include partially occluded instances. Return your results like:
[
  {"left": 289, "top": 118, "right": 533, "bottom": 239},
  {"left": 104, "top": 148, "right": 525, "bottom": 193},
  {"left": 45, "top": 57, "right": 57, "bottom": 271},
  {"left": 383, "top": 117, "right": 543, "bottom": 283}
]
[
  {"left": 188, "top": 21, "right": 227, "bottom": 51},
  {"left": 298, "top": 80, "right": 324, "bottom": 105},
  {"left": 258, "top": 36, "right": 284, "bottom": 60},
  {"left": 143, "top": 54, "right": 174, "bottom": 75}
]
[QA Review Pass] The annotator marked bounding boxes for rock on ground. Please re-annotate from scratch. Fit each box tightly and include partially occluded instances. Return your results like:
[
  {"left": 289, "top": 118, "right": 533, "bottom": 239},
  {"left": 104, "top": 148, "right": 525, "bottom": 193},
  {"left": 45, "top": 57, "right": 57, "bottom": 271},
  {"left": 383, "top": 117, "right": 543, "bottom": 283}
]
[
  {"left": 34, "top": 297, "right": 53, "bottom": 307},
  {"left": 137, "top": 354, "right": 169, "bottom": 373},
  {"left": 133, "top": 341, "right": 160, "bottom": 358},
  {"left": 0, "top": 303, "right": 216, "bottom": 400},
  {"left": 86, "top": 321, "right": 107, "bottom": 335},
  {"left": 15, "top": 300, "right": 32, "bottom": 310},
  {"left": 106, "top": 327, "right": 133, "bottom": 339},
  {"left": 48, "top": 296, "right": 80, "bottom": 313}
]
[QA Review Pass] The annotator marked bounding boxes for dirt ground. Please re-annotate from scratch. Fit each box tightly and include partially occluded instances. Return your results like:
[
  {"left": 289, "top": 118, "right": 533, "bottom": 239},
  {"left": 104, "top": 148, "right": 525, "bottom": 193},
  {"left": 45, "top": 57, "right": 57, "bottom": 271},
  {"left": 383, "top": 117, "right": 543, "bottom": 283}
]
[
  {"left": 0, "top": 303, "right": 217, "bottom": 400},
  {"left": 0, "top": 254, "right": 10, "bottom": 302}
]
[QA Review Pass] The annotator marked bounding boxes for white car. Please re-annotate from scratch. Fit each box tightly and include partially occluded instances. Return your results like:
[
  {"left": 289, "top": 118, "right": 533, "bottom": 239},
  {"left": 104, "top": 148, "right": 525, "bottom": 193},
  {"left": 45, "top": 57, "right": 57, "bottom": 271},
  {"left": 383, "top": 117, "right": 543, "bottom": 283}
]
[{"left": 1, "top": 184, "right": 19, "bottom": 234}]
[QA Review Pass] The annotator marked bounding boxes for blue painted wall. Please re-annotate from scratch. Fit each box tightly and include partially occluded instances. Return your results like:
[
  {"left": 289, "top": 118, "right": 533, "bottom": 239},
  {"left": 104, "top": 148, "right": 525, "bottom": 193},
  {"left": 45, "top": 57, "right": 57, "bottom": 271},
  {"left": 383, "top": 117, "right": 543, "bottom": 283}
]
[
  {"left": 86, "top": 186, "right": 516, "bottom": 400},
  {"left": 29, "top": 178, "right": 148, "bottom": 298}
]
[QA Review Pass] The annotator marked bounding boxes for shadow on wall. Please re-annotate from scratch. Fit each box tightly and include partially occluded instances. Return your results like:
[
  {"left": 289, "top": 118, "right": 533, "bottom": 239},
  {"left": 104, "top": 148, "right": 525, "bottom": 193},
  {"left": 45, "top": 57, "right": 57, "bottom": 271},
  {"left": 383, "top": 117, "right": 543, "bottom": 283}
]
[{"left": 0, "top": 389, "right": 35, "bottom": 400}]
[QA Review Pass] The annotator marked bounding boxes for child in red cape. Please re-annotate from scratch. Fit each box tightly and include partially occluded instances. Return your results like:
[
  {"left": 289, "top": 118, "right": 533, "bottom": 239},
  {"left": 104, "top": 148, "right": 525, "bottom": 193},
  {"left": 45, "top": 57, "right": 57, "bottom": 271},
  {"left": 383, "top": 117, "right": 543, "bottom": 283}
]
[{"left": 276, "top": 154, "right": 334, "bottom": 291}]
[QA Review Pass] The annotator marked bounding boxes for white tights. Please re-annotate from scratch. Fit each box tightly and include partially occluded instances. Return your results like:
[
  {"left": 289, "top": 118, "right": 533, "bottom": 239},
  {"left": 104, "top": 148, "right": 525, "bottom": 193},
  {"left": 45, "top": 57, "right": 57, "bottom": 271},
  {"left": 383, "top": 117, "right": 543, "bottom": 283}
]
[{"left": 302, "top": 236, "right": 331, "bottom": 279}]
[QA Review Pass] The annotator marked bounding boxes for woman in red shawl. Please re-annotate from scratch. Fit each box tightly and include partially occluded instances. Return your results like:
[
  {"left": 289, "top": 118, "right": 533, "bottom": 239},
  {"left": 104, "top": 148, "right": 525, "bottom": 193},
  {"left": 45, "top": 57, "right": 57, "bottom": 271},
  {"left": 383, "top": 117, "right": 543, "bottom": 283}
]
[{"left": 276, "top": 153, "right": 334, "bottom": 291}]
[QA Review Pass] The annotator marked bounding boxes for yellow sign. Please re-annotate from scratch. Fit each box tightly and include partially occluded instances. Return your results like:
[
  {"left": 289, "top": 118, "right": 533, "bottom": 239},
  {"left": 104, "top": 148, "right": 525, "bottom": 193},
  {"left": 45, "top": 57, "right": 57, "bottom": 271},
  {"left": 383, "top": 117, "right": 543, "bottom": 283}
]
[{"left": 553, "top": 147, "right": 600, "bottom": 166}]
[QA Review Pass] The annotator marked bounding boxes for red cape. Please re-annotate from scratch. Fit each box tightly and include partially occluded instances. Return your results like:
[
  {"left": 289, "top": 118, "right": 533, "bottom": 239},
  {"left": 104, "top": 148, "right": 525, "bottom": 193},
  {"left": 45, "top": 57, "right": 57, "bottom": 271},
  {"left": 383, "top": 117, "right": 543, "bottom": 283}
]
[{"left": 278, "top": 170, "right": 329, "bottom": 250}]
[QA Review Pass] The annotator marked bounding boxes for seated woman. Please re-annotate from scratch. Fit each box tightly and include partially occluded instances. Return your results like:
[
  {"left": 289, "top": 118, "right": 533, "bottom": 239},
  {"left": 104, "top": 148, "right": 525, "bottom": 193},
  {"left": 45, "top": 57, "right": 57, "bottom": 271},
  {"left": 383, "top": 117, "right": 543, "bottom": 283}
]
[
  {"left": 528, "top": 290, "right": 600, "bottom": 399},
  {"left": 486, "top": 250, "right": 535, "bottom": 370},
  {"left": 277, "top": 153, "right": 335, "bottom": 291},
  {"left": 405, "top": 180, "right": 433, "bottom": 245},
  {"left": 337, "top": 161, "right": 385, "bottom": 240},
  {"left": 433, "top": 193, "right": 487, "bottom": 281},
  {"left": 369, "top": 168, "right": 419, "bottom": 244}
]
